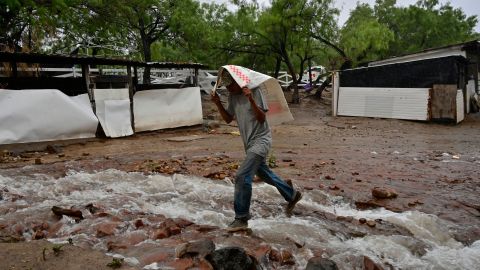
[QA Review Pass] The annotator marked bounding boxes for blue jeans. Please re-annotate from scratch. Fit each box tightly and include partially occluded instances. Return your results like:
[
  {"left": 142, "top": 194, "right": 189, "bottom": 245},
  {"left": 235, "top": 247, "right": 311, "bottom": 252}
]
[{"left": 234, "top": 152, "right": 295, "bottom": 220}]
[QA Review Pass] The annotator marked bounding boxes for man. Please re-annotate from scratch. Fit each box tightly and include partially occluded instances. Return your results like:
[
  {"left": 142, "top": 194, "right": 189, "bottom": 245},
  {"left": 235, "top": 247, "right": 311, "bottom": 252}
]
[{"left": 211, "top": 70, "right": 302, "bottom": 232}]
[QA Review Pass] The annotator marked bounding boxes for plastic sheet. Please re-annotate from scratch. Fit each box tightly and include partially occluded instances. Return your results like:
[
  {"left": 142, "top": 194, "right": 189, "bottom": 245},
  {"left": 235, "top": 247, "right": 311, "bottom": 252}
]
[
  {"left": 133, "top": 87, "right": 203, "bottom": 132},
  {"left": 0, "top": 90, "right": 98, "bottom": 144}
]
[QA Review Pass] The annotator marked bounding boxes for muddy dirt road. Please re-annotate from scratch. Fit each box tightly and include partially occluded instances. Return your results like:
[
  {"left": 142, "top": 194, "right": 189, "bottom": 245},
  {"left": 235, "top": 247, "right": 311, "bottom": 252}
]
[{"left": 1, "top": 93, "right": 479, "bottom": 269}]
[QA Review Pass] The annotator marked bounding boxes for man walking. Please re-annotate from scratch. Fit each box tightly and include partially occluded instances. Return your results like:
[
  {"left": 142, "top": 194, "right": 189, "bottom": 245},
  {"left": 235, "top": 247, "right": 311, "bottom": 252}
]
[{"left": 212, "top": 70, "right": 302, "bottom": 232}]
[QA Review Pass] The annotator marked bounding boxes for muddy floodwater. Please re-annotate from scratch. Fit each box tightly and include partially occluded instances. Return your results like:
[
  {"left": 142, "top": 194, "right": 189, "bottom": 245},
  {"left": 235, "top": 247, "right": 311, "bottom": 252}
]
[{"left": 1, "top": 96, "right": 480, "bottom": 269}]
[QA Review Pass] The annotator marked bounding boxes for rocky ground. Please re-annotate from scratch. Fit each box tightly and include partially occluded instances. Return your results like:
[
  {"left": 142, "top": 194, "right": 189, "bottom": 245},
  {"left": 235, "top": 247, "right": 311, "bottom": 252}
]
[{"left": 0, "top": 90, "right": 479, "bottom": 269}]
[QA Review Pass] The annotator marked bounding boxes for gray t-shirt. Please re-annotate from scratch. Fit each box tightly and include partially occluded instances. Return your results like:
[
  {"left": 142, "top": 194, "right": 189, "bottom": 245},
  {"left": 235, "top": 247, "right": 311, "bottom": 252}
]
[{"left": 227, "top": 86, "right": 272, "bottom": 157}]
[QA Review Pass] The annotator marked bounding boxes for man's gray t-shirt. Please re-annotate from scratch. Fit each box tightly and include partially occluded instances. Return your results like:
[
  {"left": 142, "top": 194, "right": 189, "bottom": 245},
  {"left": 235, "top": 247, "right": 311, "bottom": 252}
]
[{"left": 227, "top": 86, "right": 272, "bottom": 157}]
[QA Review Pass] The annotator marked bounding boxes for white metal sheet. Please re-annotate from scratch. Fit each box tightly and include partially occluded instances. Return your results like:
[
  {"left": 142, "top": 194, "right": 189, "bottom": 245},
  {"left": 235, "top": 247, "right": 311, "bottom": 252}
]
[
  {"left": 94, "top": 88, "right": 133, "bottom": 138},
  {"left": 456, "top": 90, "right": 464, "bottom": 123},
  {"left": 337, "top": 87, "right": 430, "bottom": 120},
  {"left": 133, "top": 87, "right": 203, "bottom": 132},
  {"left": 0, "top": 90, "right": 98, "bottom": 144}
]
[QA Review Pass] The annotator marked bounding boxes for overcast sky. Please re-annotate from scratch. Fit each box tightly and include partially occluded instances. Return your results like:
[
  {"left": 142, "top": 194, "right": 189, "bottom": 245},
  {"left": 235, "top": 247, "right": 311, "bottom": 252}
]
[{"left": 204, "top": 0, "right": 479, "bottom": 32}]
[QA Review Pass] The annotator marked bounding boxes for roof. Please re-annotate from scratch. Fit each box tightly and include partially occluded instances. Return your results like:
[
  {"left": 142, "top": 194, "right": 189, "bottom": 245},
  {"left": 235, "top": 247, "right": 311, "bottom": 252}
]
[
  {"left": 369, "top": 39, "right": 479, "bottom": 67},
  {"left": 0, "top": 52, "right": 207, "bottom": 69}
]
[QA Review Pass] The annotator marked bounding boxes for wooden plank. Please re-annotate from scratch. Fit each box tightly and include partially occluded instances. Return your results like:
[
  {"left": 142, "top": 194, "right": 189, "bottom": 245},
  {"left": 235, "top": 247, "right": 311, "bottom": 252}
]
[{"left": 431, "top": 84, "right": 457, "bottom": 121}]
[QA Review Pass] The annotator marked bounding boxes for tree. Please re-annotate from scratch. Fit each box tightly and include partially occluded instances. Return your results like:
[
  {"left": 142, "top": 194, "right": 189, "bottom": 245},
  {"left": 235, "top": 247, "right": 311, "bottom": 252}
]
[
  {"left": 221, "top": 0, "right": 339, "bottom": 103},
  {"left": 374, "top": 0, "right": 478, "bottom": 56},
  {"left": 0, "top": 0, "right": 70, "bottom": 52},
  {"left": 340, "top": 4, "right": 393, "bottom": 66}
]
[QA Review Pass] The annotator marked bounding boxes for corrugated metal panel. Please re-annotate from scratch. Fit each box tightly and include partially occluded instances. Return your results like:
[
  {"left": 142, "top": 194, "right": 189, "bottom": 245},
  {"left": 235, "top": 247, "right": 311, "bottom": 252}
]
[
  {"left": 457, "top": 90, "right": 465, "bottom": 123},
  {"left": 337, "top": 87, "right": 430, "bottom": 120}
]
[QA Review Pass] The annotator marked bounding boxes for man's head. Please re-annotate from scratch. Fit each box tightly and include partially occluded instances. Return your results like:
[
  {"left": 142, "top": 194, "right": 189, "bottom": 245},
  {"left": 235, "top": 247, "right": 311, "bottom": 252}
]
[{"left": 220, "top": 71, "right": 241, "bottom": 94}]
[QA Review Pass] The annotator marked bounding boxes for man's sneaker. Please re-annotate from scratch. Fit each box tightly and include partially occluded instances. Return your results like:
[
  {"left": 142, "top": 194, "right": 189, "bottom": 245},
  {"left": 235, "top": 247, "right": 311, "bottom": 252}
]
[
  {"left": 286, "top": 191, "right": 303, "bottom": 216},
  {"left": 227, "top": 219, "right": 248, "bottom": 232}
]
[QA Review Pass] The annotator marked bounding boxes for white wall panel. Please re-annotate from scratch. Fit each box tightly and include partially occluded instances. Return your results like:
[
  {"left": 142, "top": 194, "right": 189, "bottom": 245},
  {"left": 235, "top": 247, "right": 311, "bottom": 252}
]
[
  {"left": 337, "top": 87, "right": 430, "bottom": 120},
  {"left": 133, "top": 87, "right": 203, "bottom": 132},
  {"left": 456, "top": 90, "right": 465, "bottom": 123},
  {"left": 94, "top": 88, "right": 133, "bottom": 138},
  {"left": 0, "top": 90, "right": 98, "bottom": 144}
]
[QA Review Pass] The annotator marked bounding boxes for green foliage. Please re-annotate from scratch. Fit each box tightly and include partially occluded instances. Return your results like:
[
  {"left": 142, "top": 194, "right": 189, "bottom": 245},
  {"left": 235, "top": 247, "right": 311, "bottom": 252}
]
[
  {"left": 340, "top": 4, "right": 393, "bottom": 66},
  {"left": 107, "top": 258, "right": 124, "bottom": 269},
  {"left": 1, "top": 0, "right": 477, "bottom": 75}
]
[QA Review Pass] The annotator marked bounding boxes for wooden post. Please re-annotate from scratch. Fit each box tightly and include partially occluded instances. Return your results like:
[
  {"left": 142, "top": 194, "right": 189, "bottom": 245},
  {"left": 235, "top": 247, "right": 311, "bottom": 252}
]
[
  {"left": 11, "top": 61, "right": 17, "bottom": 78},
  {"left": 82, "top": 64, "right": 94, "bottom": 112},
  {"left": 127, "top": 65, "right": 135, "bottom": 132},
  {"left": 194, "top": 68, "right": 199, "bottom": 87}
]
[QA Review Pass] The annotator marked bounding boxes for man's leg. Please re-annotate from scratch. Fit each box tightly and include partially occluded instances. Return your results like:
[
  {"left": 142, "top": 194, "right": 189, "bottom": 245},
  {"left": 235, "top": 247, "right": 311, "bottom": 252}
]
[
  {"left": 233, "top": 152, "right": 263, "bottom": 222},
  {"left": 256, "top": 162, "right": 295, "bottom": 201},
  {"left": 256, "top": 163, "right": 302, "bottom": 215}
]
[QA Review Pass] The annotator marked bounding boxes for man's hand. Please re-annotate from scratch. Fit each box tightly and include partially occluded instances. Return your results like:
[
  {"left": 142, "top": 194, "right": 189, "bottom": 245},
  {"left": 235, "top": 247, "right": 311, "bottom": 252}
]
[
  {"left": 211, "top": 92, "right": 221, "bottom": 104},
  {"left": 242, "top": 87, "right": 252, "bottom": 98}
]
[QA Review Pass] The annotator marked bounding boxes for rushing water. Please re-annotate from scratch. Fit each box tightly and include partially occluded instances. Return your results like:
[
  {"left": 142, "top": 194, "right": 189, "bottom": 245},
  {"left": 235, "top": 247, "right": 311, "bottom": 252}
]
[{"left": 0, "top": 169, "right": 479, "bottom": 269}]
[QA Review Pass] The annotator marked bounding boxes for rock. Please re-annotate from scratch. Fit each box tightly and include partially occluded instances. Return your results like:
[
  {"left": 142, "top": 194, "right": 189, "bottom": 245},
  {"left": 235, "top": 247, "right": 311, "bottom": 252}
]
[
  {"left": 207, "top": 247, "right": 255, "bottom": 270},
  {"left": 329, "top": 185, "right": 340, "bottom": 190},
  {"left": 134, "top": 219, "right": 144, "bottom": 228},
  {"left": 366, "top": 220, "right": 376, "bottom": 227},
  {"left": 96, "top": 222, "right": 121, "bottom": 237},
  {"left": 306, "top": 257, "right": 338, "bottom": 270},
  {"left": 197, "top": 258, "right": 214, "bottom": 270},
  {"left": 176, "top": 239, "right": 215, "bottom": 258},
  {"left": 173, "top": 218, "right": 194, "bottom": 228},
  {"left": 45, "top": 145, "right": 61, "bottom": 154},
  {"left": 51, "top": 206, "right": 84, "bottom": 220},
  {"left": 282, "top": 158, "right": 293, "bottom": 162},
  {"left": 336, "top": 216, "right": 354, "bottom": 222},
  {"left": 359, "top": 218, "right": 367, "bottom": 224},
  {"left": 325, "top": 175, "right": 335, "bottom": 180},
  {"left": 363, "top": 256, "right": 384, "bottom": 270},
  {"left": 34, "top": 158, "right": 42, "bottom": 165},
  {"left": 280, "top": 249, "right": 295, "bottom": 265},
  {"left": 355, "top": 200, "right": 383, "bottom": 210},
  {"left": 167, "top": 258, "right": 195, "bottom": 269},
  {"left": 152, "top": 228, "right": 170, "bottom": 239},
  {"left": 372, "top": 187, "right": 398, "bottom": 199},
  {"left": 32, "top": 230, "right": 46, "bottom": 240}
]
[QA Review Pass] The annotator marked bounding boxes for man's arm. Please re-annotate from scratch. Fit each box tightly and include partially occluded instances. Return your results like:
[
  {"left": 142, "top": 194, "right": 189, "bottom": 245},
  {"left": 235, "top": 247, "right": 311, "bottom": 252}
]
[
  {"left": 242, "top": 87, "right": 266, "bottom": 123},
  {"left": 211, "top": 93, "right": 234, "bottom": 124}
]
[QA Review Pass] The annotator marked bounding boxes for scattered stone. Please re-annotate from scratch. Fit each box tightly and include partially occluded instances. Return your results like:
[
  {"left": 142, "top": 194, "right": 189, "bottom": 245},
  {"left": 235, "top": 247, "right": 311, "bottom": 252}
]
[
  {"left": 306, "top": 257, "right": 338, "bottom": 270},
  {"left": 325, "top": 175, "right": 335, "bottom": 180},
  {"left": 82, "top": 152, "right": 90, "bottom": 156},
  {"left": 359, "top": 218, "right": 367, "bottom": 224},
  {"left": 45, "top": 145, "right": 60, "bottom": 154},
  {"left": 96, "top": 222, "right": 120, "bottom": 237},
  {"left": 282, "top": 158, "right": 293, "bottom": 162},
  {"left": 152, "top": 228, "right": 170, "bottom": 239},
  {"left": 166, "top": 258, "right": 195, "bottom": 269},
  {"left": 356, "top": 179, "right": 362, "bottom": 182},
  {"left": 289, "top": 163, "right": 296, "bottom": 167},
  {"left": 372, "top": 187, "right": 398, "bottom": 199},
  {"left": 366, "top": 220, "right": 376, "bottom": 227},
  {"left": 352, "top": 172, "right": 359, "bottom": 176},
  {"left": 329, "top": 185, "right": 340, "bottom": 190},
  {"left": 35, "top": 158, "right": 42, "bottom": 165},
  {"left": 279, "top": 249, "right": 296, "bottom": 265},
  {"left": 173, "top": 218, "right": 194, "bottom": 228},
  {"left": 51, "top": 206, "right": 83, "bottom": 220},
  {"left": 207, "top": 247, "right": 254, "bottom": 270},
  {"left": 32, "top": 230, "right": 46, "bottom": 240},
  {"left": 355, "top": 200, "right": 383, "bottom": 210},
  {"left": 176, "top": 239, "right": 215, "bottom": 258},
  {"left": 363, "top": 256, "right": 383, "bottom": 270},
  {"left": 336, "top": 216, "right": 354, "bottom": 222},
  {"left": 58, "top": 154, "right": 65, "bottom": 158},
  {"left": 134, "top": 219, "right": 144, "bottom": 228}
]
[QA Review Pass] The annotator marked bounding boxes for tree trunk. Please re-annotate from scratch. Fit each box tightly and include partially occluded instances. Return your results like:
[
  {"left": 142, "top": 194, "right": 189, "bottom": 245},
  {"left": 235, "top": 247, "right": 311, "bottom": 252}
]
[
  {"left": 139, "top": 18, "right": 152, "bottom": 84},
  {"left": 273, "top": 57, "right": 281, "bottom": 78},
  {"left": 313, "top": 59, "right": 352, "bottom": 99}
]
